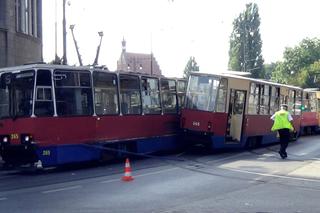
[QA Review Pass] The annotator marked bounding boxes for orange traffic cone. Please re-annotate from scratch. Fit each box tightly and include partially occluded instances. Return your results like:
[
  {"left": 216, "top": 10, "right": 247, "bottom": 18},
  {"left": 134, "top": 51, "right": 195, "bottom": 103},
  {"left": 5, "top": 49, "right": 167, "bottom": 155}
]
[{"left": 122, "top": 158, "right": 134, "bottom": 181}]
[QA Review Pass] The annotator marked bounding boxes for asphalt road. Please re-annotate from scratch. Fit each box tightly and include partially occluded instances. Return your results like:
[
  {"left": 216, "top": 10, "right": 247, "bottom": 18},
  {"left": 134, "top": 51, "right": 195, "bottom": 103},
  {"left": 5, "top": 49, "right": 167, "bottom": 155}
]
[{"left": 1, "top": 136, "right": 320, "bottom": 213}]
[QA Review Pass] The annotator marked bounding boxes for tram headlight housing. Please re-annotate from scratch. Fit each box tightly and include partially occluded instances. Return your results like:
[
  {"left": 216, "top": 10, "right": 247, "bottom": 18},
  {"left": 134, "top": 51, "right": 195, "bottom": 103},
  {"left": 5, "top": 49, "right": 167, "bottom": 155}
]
[
  {"left": 0, "top": 135, "right": 10, "bottom": 145},
  {"left": 21, "top": 134, "right": 33, "bottom": 144}
]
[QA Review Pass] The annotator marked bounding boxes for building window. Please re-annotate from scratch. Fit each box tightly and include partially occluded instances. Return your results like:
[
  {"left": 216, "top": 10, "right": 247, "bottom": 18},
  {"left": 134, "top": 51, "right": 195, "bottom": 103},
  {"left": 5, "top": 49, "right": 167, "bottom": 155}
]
[
  {"left": 16, "top": 0, "right": 39, "bottom": 37},
  {"left": 0, "top": 1, "right": 6, "bottom": 28}
]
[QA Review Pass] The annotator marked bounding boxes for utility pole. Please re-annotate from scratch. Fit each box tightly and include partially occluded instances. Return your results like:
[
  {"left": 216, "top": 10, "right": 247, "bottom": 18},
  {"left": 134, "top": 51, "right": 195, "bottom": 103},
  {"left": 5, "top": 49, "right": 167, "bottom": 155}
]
[{"left": 62, "top": 0, "right": 67, "bottom": 65}]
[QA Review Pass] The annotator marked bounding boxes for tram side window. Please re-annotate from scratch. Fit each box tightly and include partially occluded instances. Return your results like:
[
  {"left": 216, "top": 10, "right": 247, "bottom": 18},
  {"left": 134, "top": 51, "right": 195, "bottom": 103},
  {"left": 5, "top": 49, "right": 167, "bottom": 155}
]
[
  {"left": 248, "top": 83, "right": 259, "bottom": 114},
  {"left": 216, "top": 78, "right": 227, "bottom": 112},
  {"left": 35, "top": 70, "right": 54, "bottom": 116},
  {"left": 270, "top": 87, "right": 280, "bottom": 115},
  {"left": 177, "top": 80, "right": 186, "bottom": 112},
  {"left": 54, "top": 70, "right": 93, "bottom": 116},
  {"left": 161, "top": 79, "right": 177, "bottom": 114},
  {"left": 310, "top": 93, "right": 317, "bottom": 112},
  {"left": 0, "top": 74, "right": 10, "bottom": 118},
  {"left": 294, "top": 90, "right": 302, "bottom": 115},
  {"left": 93, "top": 72, "right": 119, "bottom": 115},
  {"left": 288, "top": 90, "right": 295, "bottom": 114},
  {"left": 259, "top": 85, "right": 270, "bottom": 115},
  {"left": 15, "top": 71, "right": 34, "bottom": 117},
  {"left": 302, "top": 92, "right": 310, "bottom": 112},
  {"left": 141, "top": 77, "right": 161, "bottom": 114},
  {"left": 120, "top": 75, "right": 142, "bottom": 115}
]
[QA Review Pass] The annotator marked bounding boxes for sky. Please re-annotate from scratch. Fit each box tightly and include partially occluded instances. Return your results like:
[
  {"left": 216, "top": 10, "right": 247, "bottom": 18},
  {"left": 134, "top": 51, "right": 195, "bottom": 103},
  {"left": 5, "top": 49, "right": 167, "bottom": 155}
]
[{"left": 42, "top": 0, "right": 320, "bottom": 78}]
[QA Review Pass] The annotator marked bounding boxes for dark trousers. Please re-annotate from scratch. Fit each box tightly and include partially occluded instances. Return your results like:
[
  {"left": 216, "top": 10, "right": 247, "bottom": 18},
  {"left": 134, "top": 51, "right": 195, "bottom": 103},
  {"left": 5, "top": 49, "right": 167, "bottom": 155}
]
[{"left": 278, "top": 128, "right": 290, "bottom": 155}]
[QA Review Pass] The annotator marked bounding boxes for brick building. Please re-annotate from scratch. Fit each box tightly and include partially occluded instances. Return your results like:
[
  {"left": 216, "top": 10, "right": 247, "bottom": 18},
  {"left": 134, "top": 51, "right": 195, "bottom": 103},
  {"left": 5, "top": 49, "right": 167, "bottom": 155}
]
[
  {"left": 117, "top": 39, "right": 162, "bottom": 76},
  {"left": 0, "top": 0, "right": 42, "bottom": 68}
]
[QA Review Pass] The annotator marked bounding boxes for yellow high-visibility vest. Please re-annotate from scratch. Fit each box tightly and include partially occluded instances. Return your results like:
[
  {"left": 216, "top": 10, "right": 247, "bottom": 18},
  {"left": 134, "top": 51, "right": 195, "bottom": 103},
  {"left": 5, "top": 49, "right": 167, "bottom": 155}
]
[{"left": 271, "top": 110, "right": 294, "bottom": 131}]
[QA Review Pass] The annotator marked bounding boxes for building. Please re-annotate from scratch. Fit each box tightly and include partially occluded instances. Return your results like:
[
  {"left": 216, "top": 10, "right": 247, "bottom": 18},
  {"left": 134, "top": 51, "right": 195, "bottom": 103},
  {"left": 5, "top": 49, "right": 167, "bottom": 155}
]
[
  {"left": 0, "top": 0, "right": 42, "bottom": 68},
  {"left": 117, "top": 39, "right": 162, "bottom": 76}
]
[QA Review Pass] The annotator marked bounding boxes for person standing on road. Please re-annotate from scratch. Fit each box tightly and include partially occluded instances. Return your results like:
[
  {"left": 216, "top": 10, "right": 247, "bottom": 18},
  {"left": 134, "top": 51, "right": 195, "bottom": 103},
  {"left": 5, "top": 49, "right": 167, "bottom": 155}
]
[{"left": 271, "top": 104, "right": 294, "bottom": 159}]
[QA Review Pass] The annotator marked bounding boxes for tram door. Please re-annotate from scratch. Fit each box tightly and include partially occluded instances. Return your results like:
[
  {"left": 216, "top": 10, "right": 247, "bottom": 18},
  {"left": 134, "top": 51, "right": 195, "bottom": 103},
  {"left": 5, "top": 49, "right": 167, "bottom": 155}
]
[{"left": 227, "top": 89, "right": 246, "bottom": 142}]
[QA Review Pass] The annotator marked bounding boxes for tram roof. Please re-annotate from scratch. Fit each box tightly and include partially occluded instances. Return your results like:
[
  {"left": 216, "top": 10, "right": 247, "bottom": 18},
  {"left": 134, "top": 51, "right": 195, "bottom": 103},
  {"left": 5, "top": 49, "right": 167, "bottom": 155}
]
[
  {"left": 0, "top": 63, "right": 99, "bottom": 73},
  {"left": 190, "top": 71, "right": 302, "bottom": 90},
  {"left": 0, "top": 64, "right": 186, "bottom": 81}
]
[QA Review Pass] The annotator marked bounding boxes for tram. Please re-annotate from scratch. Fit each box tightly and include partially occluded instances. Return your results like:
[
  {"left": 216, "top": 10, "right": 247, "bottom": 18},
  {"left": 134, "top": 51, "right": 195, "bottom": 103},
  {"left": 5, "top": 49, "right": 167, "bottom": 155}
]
[
  {"left": 0, "top": 64, "right": 186, "bottom": 168},
  {"left": 180, "top": 72, "right": 302, "bottom": 149}
]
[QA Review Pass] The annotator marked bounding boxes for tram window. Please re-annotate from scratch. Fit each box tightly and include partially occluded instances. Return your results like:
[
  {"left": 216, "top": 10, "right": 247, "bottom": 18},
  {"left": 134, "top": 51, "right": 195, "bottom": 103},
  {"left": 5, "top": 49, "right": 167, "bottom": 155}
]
[
  {"left": 294, "top": 90, "right": 302, "bottom": 115},
  {"left": 186, "top": 75, "right": 221, "bottom": 112},
  {"left": 233, "top": 91, "right": 245, "bottom": 114},
  {"left": 248, "top": 83, "right": 259, "bottom": 114},
  {"left": 177, "top": 80, "right": 187, "bottom": 112},
  {"left": 177, "top": 80, "right": 186, "bottom": 92},
  {"left": 35, "top": 70, "right": 54, "bottom": 117},
  {"left": 309, "top": 93, "right": 317, "bottom": 112},
  {"left": 54, "top": 70, "right": 93, "bottom": 116},
  {"left": 14, "top": 71, "right": 34, "bottom": 117},
  {"left": 141, "top": 77, "right": 161, "bottom": 114},
  {"left": 93, "top": 72, "right": 119, "bottom": 115},
  {"left": 288, "top": 90, "right": 295, "bottom": 114},
  {"left": 161, "top": 79, "right": 177, "bottom": 114},
  {"left": 216, "top": 78, "right": 227, "bottom": 112},
  {"left": 259, "top": 85, "right": 270, "bottom": 115},
  {"left": 0, "top": 74, "right": 10, "bottom": 118},
  {"left": 270, "top": 87, "right": 280, "bottom": 115},
  {"left": 120, "top": 75, "right": 142, "bottom": 115}
]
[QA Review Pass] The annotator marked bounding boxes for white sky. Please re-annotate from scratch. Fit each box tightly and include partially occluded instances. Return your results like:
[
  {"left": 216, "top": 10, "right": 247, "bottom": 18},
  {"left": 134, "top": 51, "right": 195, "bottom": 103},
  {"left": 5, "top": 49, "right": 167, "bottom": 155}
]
[{"left": 42, "top": 0, "right": 320, "bottom": 77}]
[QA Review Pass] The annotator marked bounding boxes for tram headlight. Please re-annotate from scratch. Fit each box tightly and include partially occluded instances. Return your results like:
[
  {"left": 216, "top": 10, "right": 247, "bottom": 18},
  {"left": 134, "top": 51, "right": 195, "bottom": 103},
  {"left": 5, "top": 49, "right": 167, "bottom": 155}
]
[
  {"left": 3, "top": 136, "right": 8, "bottom": 143},
  {"left": 0, "top": 135, "right": 10, "bottom": 145},
  {"left": 21, "top": 134, "right": 33, "bottom": 144}
]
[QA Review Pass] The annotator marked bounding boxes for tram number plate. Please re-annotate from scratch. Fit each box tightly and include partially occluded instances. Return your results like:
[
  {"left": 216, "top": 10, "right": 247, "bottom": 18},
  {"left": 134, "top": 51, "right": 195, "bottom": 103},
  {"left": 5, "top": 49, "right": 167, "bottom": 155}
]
[
  {"left": 42, "top": 150, "right": 51, "bottom": 156},
  {"left": 10, "top": 134, "right": 19, "bottom": 140},
  {"left": 192, "top": 121, "right": 200, "bottom": 127}
]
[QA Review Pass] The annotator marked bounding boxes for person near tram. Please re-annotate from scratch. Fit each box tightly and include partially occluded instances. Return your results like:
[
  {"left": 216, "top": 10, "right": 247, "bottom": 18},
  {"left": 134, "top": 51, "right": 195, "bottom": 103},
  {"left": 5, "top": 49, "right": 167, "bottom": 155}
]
[{"left": 270, "top": 104, "right": 294, "bottom": 159}]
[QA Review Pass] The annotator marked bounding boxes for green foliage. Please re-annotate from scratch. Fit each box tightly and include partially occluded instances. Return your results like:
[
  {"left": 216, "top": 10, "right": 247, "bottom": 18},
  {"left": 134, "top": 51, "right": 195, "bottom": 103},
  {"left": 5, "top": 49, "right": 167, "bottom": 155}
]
[
  {"left": 228, "top": 3, "right": 264, "bottom": 78},
  {"left": 183, "top": 56, "right": 199, "bottom": 79},
  {"left": 263, "top": 63, "right": 276, "bottom": 80},
  {"left": 271, "top": 38, "right": 320, "bottom": 87}
]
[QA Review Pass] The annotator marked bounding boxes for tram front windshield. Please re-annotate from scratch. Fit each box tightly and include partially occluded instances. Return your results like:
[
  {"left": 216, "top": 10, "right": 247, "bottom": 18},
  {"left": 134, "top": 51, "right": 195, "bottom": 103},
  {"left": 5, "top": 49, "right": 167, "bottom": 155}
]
[
  {"left": 0, "top": 71, "right": 35, "bottom": 119},
  {"left": 186, "top": 75, "right": 220, "bottom": 112}
]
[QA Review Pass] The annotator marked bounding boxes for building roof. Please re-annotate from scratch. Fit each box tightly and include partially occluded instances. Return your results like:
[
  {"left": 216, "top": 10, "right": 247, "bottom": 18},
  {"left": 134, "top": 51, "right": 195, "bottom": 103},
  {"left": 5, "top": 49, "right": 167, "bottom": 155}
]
[{"left": 117, "top": 39, "right": 162, "bottom": 76}]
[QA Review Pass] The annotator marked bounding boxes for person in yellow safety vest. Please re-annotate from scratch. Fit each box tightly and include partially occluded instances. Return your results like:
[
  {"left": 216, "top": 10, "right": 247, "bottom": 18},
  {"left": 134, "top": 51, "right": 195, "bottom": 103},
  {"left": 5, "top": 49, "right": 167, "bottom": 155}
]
[{"left": 271, "top": 104, "right": 294, "bottom": 159}]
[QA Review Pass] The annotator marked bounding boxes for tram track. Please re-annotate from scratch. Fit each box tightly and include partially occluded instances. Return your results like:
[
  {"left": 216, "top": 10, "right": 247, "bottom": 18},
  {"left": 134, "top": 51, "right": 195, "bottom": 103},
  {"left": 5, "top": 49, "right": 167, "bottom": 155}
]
[{"left": 1, "top": 141, "right": 320, "bottom": 195}]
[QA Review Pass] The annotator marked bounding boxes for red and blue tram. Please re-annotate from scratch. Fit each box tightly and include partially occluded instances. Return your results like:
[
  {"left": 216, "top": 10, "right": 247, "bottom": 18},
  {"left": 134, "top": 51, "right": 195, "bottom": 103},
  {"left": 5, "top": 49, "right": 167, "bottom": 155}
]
[
  {"left": 180, "top": 72, "right": 302, "bottom": 149},
  {"left": 0, "top": 64, "right": 186, "bottom": 167}
]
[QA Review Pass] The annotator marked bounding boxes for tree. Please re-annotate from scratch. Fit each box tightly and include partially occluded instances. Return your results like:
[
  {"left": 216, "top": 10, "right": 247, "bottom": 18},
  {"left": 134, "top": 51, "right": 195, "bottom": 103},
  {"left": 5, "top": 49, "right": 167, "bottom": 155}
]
[
  {"left": 183, "top": 56, "right": 199, "bottom": 79},
  {"left": 228, "top": 3, "right": 264, "bottom": 78},
  {"left": 263, "top": 63, "right": 276, "bottom": 80},
  {"left": 271, "top": 38, "right": 320, "bottom": 87},
  {"left": 48, "top": 56, "right": 63, "bottom": 65}
]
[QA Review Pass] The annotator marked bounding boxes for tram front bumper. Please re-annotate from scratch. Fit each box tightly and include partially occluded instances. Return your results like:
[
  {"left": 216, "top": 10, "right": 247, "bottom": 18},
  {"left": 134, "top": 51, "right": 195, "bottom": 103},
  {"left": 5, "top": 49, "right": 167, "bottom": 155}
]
[{"left": 0, "top": 144, "right": 38, "bottom": 165}]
